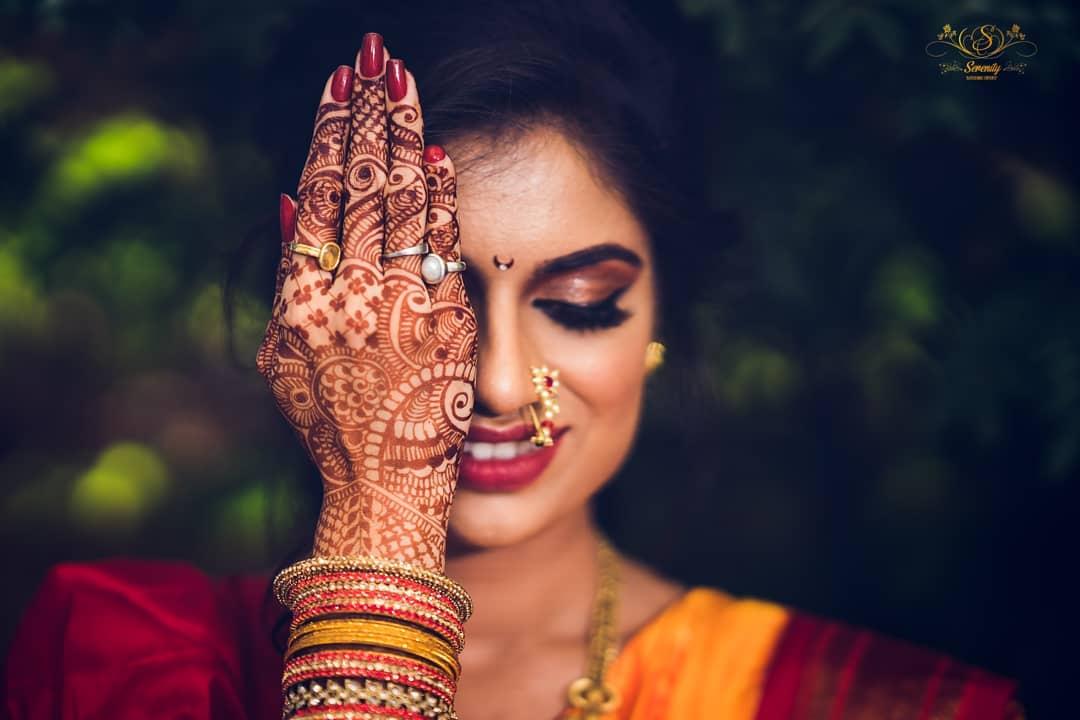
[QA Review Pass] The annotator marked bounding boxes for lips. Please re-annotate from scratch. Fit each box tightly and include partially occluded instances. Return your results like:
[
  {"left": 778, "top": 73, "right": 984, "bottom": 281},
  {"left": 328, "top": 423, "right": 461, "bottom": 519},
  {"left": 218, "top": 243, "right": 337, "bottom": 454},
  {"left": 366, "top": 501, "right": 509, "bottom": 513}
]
[{"left": 457, "top": 423, "right": 567, "bottom": 493}]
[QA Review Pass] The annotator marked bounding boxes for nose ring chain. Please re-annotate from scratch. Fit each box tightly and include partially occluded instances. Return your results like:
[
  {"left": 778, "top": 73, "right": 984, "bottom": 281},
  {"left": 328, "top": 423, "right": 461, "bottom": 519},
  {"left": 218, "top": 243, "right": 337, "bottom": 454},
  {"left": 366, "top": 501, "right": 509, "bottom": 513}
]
[{"left": 527, "top": 366, "right": 560, "bottom": 447}]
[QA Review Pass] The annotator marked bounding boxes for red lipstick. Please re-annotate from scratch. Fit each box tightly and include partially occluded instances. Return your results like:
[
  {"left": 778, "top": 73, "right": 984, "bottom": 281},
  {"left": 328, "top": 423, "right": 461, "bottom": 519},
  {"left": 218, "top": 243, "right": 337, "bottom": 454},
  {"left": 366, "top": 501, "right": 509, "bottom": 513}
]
[{"left": 458, "top": 423, "right": 567, "bottom": 493}]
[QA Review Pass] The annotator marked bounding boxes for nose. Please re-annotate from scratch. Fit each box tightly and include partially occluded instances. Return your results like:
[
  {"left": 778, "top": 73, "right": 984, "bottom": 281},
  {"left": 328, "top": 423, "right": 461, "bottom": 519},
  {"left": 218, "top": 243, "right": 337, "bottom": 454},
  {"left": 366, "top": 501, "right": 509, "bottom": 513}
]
[{"left": 473, "top": 294, "right": 536, "bottom": 419}]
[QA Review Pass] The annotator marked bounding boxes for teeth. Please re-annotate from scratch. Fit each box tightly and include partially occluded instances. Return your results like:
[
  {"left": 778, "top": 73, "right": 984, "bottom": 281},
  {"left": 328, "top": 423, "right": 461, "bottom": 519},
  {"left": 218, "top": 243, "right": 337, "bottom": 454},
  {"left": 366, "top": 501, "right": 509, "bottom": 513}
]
[
  {"left": 463, "top": 440, "right": 542, "bottom": 460},
  {"left": 493, "top": 442, "right": 516, "bottom": 459},
  {"left": 469, "top": 442, "right": 493, "bottom": 460}
]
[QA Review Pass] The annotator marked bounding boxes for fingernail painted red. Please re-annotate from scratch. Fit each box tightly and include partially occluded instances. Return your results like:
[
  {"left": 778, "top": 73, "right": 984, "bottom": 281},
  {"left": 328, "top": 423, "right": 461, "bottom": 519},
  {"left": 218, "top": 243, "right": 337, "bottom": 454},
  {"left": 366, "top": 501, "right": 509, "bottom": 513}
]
[
  {"left": 387, "top": 59, "right": 408, "bottom": 101},
  {"left": 361, "top": 32, "right": 384, "bottom": 78},
  {"left": 280, "top": 194, "right": 296, "bottom": 245},
  {"left": 424, "top": 145, "right": 446, "bottom": 163},
  {"left": 331, "top": 65, "right": 353, "bottom": 102}
]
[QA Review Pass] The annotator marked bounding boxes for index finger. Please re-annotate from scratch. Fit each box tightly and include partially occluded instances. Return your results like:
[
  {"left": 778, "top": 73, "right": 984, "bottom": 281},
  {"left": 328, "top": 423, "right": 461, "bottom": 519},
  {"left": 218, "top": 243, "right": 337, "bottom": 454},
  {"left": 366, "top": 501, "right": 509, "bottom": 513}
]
[{"left": 279, "top": 66, "right": 353, "bottom": 329}]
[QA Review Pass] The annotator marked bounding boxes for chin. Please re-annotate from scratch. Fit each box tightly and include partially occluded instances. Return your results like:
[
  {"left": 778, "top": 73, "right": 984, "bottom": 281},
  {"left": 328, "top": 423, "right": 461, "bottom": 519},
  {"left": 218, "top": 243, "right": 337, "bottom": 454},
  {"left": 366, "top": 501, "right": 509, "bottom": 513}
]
[{"left": 445, "top": 486, "right": 562, "bottom": 552}]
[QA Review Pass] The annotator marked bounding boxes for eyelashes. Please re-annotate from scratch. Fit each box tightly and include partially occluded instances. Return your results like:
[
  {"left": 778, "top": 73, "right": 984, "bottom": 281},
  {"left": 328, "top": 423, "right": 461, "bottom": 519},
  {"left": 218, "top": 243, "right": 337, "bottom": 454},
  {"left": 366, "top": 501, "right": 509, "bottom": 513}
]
[{"left": 531, "top": 288, "right": 632, "bottom": 332}]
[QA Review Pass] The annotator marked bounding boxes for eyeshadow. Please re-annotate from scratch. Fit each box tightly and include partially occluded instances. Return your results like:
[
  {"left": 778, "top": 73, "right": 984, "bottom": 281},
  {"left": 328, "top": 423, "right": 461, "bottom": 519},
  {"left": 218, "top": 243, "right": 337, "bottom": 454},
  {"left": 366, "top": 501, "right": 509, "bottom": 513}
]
[{"left": 532, "top": 260, "right": 641, "bottom": 304}]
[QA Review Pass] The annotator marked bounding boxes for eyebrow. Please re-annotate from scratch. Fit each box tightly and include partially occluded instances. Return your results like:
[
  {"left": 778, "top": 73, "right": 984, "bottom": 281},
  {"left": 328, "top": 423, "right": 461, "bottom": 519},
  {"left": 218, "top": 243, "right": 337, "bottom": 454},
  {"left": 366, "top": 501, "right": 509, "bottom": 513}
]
[{"left": 528, "top": 243, "right": 643, "bottom": 286}]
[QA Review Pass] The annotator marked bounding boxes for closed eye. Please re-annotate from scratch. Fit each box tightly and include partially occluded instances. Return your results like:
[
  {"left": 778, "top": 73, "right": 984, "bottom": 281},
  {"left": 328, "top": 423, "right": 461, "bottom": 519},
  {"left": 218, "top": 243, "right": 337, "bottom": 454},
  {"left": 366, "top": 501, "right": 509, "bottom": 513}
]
[{"left": 532, "top": 288, "right": 631, "bottom": 332}]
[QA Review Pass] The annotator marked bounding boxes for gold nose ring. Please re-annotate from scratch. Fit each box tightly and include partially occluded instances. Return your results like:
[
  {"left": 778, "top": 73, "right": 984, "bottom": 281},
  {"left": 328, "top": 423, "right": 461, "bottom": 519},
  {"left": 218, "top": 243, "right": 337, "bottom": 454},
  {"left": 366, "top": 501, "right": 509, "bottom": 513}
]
[{"left": 527, "top": 366, "right": 560, "bottom": 447}]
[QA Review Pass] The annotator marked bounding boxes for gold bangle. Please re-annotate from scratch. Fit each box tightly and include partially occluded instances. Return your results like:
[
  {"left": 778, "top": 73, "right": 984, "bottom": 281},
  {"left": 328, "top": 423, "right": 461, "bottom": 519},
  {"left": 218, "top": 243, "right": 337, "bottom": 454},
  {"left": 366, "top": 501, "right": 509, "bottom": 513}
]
[
  {"left": 283, "top": 677, "right": 456, "bottom": 720},
  {"left": 286, "top": 631, "right": 460, "bottom": 682},
  {"left": 274, "top": 556, "right": 473, "bottom": 622},
  {"left": 286, "top": 618, "right": 460, "bottom": 679},
  {"left": 290, "top": 617, "right": 455, "bottom": 653},
  {"left": 289, "top": 597, "right": 466, "bottom": 652}
]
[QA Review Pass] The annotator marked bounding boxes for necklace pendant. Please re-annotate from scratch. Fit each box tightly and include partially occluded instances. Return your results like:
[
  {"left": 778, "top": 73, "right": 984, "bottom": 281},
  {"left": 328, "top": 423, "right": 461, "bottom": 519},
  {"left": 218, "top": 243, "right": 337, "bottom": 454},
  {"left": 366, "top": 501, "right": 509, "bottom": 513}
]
[{"left": 567, "top": 676, "right": 620, "bottom": 718}]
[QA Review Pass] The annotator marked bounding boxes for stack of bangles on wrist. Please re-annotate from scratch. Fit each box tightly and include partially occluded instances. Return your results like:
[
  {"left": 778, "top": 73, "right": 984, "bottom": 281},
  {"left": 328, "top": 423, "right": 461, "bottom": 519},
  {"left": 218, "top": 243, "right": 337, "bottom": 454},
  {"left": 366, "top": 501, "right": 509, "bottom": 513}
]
[{"left": 273, "top": 556, "right": 472, "bottom": 720}]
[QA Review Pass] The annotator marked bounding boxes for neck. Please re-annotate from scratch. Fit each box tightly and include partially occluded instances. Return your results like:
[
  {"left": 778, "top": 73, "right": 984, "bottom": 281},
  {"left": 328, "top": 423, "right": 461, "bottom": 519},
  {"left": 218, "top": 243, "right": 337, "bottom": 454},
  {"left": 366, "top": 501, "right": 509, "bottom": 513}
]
[{"left": 445, "top": 506, "right": 600, "bottom": 642}]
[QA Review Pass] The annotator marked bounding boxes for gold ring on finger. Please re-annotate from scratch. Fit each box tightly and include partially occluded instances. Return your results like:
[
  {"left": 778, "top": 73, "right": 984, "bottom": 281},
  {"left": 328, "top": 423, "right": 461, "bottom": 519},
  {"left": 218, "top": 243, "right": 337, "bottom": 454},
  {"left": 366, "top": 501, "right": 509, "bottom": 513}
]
[
  {"left": 289, "top": 241, "right": 341, "bottom": 272},
  {"left": 420, "top": 253, "right": 466, "bottom": 285}
]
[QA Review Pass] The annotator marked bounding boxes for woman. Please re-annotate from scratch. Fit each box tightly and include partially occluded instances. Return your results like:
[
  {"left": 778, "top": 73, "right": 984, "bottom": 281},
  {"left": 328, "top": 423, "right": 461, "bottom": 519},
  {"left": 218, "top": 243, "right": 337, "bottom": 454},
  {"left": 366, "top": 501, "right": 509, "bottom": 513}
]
[{"left": 4, "top": 1, "right": 1023, "bottom": 718}]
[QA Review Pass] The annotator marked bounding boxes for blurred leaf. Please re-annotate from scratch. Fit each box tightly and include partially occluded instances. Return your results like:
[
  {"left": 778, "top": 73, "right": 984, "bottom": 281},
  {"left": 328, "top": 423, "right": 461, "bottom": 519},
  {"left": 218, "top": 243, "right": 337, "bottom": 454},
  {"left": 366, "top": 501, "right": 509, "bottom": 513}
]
[
  {"left": 0, "top": 240, "right": 47, "bottom": 334},
  {"left": 870, "top": 248, "right": 941, "bottom": 331},
  {"left": 69, "top": 442, "right": 171, "bottom": 534},
  {"left": 0, "top": 58, "right": 53, "bottom": 123},
  {"left": 97, "top": 236, "right": 179, "bottom": 307},
  {"left": 229, "top": 288, "right": 271, "bottom": 366},
  {"left": 1008, "top": 161, "right": 1077, "bottom": 245},
  {"left": 43, "top": 114, "right": 205, "bottom": 209},
  {"left": 211, "top": 484, "right": 271, "bottom": 559},
  {"left": 711, "top": 341, "right": 800, "bottom": 411},
  {"left": 186, "top": 282, "right": 228, "bottom": 358}
]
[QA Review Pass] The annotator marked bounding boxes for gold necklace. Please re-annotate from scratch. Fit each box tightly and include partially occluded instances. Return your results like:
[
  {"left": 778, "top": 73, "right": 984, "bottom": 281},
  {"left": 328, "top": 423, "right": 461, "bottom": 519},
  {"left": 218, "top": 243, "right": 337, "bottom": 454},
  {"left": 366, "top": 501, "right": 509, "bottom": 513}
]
[{"left": 564, "top": 535, "right": 620, "bottom": 720}]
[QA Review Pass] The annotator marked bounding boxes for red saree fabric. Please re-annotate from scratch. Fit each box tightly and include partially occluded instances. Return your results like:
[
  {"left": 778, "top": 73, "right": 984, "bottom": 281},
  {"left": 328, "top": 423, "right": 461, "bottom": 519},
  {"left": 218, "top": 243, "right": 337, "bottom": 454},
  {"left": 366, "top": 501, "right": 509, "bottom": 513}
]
[
  {"left": 755, "top": 612, "right": 1022, "bottom": 720},
  {"left": 3, "top": 560, "right": 1022, "bottom": 719},
  {"left": 3, "top": 560, "right": 282, "bottom": 719}
]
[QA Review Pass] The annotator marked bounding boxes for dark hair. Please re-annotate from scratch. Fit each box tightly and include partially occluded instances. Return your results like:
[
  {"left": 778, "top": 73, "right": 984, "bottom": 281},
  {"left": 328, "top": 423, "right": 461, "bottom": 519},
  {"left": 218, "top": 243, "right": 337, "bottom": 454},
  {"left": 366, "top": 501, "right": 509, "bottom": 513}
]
[
  {"left": 410, "top": 0, "right": 705, "bottom": 339},
  {"left": 233, "top": 0, "right": 732, "bottom": 354},
  {"left": 229, "top": 0, "right": 738, "bottom": 649}
]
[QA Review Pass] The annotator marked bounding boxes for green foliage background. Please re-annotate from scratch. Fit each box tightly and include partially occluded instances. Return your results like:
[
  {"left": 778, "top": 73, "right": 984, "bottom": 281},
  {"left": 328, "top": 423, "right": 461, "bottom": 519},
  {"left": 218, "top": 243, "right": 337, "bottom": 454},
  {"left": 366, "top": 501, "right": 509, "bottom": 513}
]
[{"left": 1, "top": 0, "right": 1076, "bottom": 714}]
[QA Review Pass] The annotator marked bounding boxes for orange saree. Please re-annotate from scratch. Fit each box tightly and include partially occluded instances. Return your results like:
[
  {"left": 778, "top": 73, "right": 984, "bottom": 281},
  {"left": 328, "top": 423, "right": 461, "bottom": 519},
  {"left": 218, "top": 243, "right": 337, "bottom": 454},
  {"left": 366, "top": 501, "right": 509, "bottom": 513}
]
[
  {"left": 5, "top": 561, "right": 1022, "bottom": 719},
  {"left": 602, "top": 588, "right": 1022, "bottom": 720}
]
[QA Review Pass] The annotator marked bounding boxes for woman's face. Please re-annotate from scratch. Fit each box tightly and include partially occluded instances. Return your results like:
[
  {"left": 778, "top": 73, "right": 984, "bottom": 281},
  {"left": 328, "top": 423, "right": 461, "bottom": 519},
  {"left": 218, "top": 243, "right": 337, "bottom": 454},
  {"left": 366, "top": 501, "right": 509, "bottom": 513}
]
[{"left": 445, "top": 125, "right": 656, "bottom": 549}]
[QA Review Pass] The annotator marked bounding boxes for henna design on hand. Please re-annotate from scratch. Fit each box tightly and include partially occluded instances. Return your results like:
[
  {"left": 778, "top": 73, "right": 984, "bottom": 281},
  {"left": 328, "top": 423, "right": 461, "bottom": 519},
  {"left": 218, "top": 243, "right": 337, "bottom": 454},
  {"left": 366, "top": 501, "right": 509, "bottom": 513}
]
[{"left": 256, "top": 57, "right": 477, "bottom": 570}]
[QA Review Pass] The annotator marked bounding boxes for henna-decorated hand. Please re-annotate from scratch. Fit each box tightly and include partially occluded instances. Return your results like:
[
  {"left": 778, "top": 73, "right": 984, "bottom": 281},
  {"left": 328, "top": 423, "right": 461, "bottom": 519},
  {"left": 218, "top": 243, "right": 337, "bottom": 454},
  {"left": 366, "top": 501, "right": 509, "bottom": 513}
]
[{"left": 256, "top": 36, "right": 476, "bottom": 570}]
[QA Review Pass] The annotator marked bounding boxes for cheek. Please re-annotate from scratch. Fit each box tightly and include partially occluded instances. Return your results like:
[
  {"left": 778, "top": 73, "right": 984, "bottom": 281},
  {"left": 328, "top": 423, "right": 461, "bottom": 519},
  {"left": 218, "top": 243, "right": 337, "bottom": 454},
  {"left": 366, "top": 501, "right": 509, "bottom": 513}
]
[
  {"left": 538, "top": 280, "right": 654, "bottom": 412},
  {"left": 536, "top": 308, "right": 653, "bottom": 442},
  {"left": 551, "top": 328, "right": 649, "bottom": 500},
  {"left": 549, "top": 336, "right": 646, "bottom": 415}
]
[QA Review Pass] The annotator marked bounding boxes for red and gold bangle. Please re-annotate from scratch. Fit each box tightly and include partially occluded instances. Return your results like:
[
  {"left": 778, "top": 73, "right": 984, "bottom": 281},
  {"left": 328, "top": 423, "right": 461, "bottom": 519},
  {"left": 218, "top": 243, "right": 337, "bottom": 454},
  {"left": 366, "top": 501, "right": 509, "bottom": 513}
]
[
  {"left": 289, "top": 572, "right": 462, "bottom": 621},
  {"left": 274, "top": 556, "right": 472, "bottom": 618},
  {"left": 274, "top": 556, "right": 472, "bottom": 622},
  {"left": 291, "top": 582, "right": 462, "bottom": 625},
  {"left": 285, "top": 574, "right": 466, "bottom": 652},
  {"left": 283, "top": 648, "right": 457, "bottom": 695},
  {"left": 290, "top": 596, "right": 462, "bottom": 640},
  {"left": 290, "top": 704, "right": 438, "bottom": 720},
  {"left": 290, "top": 705, "right": 431, "bottom": 720},
  {"left": 290, "top": 579, "right": 463, "bottom": 629},
  {"left": 291, "top": 571, "right": 461, "bottom": 606},
  {"left": 291, "top": 587, "right": 464, "bottom": 643}
]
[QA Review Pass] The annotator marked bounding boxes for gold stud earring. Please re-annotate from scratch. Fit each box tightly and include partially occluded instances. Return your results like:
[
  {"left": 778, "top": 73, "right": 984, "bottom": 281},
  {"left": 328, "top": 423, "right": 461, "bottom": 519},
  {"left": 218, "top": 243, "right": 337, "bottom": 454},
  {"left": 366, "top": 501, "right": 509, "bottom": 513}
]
[
  {"left": 645, "top": 341, "right": 666, "bottom": 374},
  {"left": 527, "top": 366, "right": 560, "bottom": 446}
]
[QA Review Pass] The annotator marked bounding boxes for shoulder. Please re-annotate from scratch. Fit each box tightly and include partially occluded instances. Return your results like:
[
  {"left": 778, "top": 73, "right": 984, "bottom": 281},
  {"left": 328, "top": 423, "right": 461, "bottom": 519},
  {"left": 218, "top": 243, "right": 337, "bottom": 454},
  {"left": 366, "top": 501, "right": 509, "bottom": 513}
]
[
  {"left": 752, "top": 604, "right": 1022, "bottom": 720},
  {"left": 4, "top": 559, "right": 279, "bottom": 720}
]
